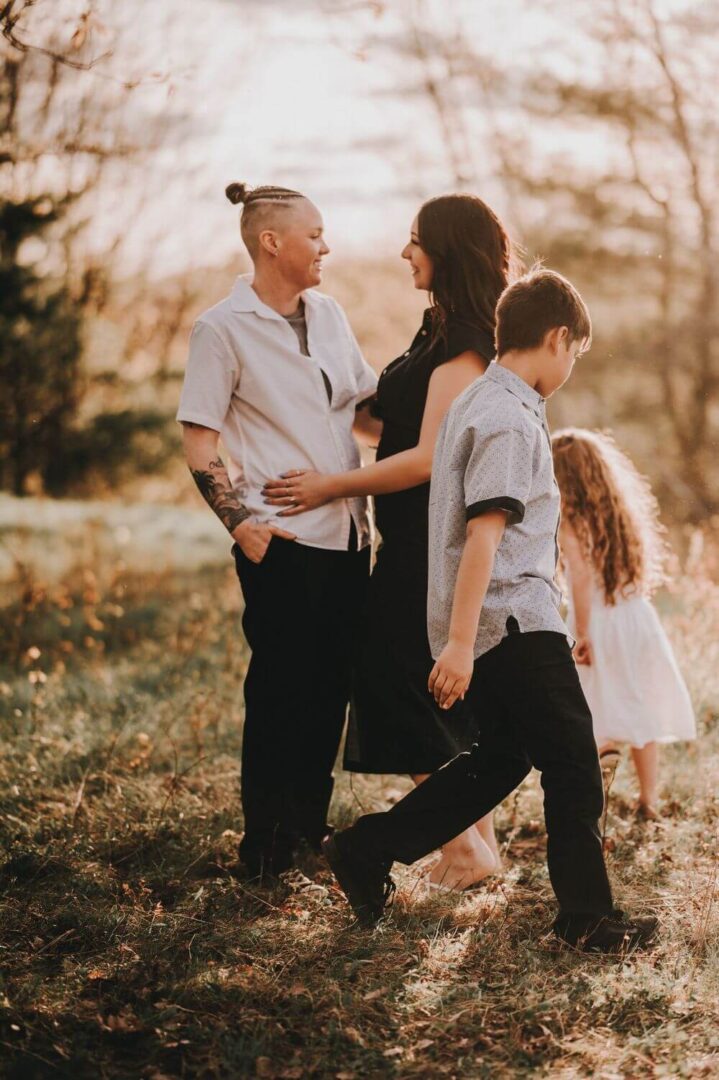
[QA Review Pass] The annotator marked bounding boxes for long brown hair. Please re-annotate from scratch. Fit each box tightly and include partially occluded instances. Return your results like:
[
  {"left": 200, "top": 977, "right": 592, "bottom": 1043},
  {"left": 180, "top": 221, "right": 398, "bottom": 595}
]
[
  {"left": 552, "top": 428, "right": 667, "bottom": 604},
  {"left": 417, "top": 193, "right": 512, "bottom": 344}
]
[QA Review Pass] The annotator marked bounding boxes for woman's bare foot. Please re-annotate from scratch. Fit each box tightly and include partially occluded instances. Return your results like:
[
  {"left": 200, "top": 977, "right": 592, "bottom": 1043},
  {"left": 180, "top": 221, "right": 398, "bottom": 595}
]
[
  {"left": 427, "top": 834, "right": 498, "bottom": 891},
  {"left": 476, "top": 821, "right": 503, "bottom": 871},
  {"left": 410, "top": 785, "right": 502, "bottom": 891}
]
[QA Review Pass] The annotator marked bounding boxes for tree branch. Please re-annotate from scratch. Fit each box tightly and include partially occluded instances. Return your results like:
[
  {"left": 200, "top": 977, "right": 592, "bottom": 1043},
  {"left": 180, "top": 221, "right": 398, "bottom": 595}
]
[{"left": 0, "top": 1, "right": 112, "bottom": 71}]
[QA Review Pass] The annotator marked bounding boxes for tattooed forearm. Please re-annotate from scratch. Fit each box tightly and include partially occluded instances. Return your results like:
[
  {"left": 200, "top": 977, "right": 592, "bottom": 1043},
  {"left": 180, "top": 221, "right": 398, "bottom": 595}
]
[{"left": 189, "top": 457, "right": 252, "bottom": 534}]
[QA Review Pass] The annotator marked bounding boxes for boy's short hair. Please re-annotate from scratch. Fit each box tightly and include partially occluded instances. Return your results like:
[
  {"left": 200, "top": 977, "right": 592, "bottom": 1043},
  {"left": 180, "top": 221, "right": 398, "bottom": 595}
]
[{"left": 495, "top": 267, "right": 592, "bottom": 356}]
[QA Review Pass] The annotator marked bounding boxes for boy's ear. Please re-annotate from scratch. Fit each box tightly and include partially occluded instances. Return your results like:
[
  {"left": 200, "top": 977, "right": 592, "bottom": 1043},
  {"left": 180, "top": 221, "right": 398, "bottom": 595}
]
[{"left": 545, "top": 326, "right": 569, "bottom": 353}]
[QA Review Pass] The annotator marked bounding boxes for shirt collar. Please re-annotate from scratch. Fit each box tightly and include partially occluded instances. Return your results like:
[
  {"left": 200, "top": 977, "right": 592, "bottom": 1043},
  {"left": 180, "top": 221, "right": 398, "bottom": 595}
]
[
  {"left": 485, "top": 361, "right": 544, "bottom": 415},
  {"left": 230, "top": 273, "right": 319, "bottom": 321}
]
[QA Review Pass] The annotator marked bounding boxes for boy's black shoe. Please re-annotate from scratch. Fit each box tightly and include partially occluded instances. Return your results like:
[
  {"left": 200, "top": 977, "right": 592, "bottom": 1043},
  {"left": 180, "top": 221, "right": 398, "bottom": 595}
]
[
  {"left": 555, "top": 909, "right": 658, "bottom": 953},
  {"left": 322, "top": 831, "right": 395, "bottom": 927}
]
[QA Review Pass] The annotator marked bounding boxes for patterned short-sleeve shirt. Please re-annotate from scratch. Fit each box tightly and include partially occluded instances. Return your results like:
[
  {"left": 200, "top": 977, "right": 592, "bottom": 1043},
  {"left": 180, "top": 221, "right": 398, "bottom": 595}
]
[{"left": 427, "top": 362, "right": 568, "bottom": 659}]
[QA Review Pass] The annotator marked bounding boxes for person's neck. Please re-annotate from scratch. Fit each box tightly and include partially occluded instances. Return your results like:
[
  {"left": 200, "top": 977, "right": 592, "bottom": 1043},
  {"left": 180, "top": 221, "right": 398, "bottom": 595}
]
[
  {"left": 497, "top": 350, "right": 544, "bottom": 394},
  {"left": 251, "top": 267, "right": 304, "bottom": 317}
]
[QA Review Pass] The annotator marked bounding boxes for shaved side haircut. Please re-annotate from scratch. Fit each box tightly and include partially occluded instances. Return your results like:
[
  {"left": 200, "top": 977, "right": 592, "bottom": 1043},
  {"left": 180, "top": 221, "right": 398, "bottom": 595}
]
[{"left": 225, "top": 182, "right": 306, "bottom": 258}]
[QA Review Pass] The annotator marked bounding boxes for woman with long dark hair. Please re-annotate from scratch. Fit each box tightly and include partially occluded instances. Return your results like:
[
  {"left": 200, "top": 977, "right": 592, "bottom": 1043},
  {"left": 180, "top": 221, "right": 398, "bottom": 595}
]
[{"left": 264, "top": 194, "right": 512, "bottom": 889}]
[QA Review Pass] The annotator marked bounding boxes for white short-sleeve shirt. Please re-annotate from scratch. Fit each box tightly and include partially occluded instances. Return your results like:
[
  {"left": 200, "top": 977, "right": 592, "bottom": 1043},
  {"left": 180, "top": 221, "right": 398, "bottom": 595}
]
[{"left": 177, "top": 275, "right": 378, "bottom": 551}]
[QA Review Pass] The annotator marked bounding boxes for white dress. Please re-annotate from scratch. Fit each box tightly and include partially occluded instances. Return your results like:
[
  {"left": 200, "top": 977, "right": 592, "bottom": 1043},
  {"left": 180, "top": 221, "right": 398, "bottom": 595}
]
[{"left": 567, "top": 575, "right": 696, "bottom": 749}]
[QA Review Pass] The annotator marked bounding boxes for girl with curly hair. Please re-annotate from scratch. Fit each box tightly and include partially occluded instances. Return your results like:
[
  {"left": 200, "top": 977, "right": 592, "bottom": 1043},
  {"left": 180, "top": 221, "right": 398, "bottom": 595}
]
[{"left": 551, "top": 429, "right": 695, "bottom": 818}]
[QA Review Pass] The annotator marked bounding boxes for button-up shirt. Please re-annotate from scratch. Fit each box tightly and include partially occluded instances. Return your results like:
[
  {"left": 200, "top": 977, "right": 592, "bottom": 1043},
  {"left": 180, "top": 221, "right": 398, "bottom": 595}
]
[
  {"left": 177, "top": 275, "right": 377, "bottom": 551},
  {"left": 427, "top": 362, "right": 568, "bottom": 659}
]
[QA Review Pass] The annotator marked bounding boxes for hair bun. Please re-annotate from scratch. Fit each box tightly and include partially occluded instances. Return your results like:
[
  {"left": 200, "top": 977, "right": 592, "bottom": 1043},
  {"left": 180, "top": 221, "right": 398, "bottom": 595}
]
[{"left": 225, "top": 181, "right": 251, "bottom": 205}]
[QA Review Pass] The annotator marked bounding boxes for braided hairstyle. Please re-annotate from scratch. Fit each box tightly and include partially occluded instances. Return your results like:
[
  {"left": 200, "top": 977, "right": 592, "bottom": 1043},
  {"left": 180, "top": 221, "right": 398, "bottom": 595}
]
[{"left": 225, "top": 182, "right": 305, "bottom": 258}]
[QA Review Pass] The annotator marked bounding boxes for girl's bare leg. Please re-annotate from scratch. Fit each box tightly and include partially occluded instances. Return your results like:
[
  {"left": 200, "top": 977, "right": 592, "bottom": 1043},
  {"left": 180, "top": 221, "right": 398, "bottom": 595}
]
[
  {"left": 412, "top": 774, "right": 499, "bottom": 890},
  {"left": 631, "top": 741, "right": 659, "bottom": 817}
]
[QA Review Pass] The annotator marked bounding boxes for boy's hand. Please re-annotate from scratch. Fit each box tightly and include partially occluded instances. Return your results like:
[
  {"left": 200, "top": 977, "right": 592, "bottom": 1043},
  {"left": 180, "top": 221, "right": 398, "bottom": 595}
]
[
  {"left": 573, "top": 634, "right": 593, "bottom": 666},
  {"left": 429, "top": 641, "right": 474, "bottom": 710}
]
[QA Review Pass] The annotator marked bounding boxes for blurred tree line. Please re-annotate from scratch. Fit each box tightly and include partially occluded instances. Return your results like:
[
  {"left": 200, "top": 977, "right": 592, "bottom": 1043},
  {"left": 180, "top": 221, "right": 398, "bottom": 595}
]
[
  {"left": 1, "top": 0, "right": 717, "bottom": 525},
  {"left": 393, "top": 0, "right": 718, "bottom": 520},
  {"left": 0, "top": 1, "right": 186, "bottom": 496}
]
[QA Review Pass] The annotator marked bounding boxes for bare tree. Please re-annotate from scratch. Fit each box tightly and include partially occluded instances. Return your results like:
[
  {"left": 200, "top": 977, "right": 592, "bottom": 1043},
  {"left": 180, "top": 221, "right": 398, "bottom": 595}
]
[{"left": 383, "top": 0, "right": 718, "bottom": 518}]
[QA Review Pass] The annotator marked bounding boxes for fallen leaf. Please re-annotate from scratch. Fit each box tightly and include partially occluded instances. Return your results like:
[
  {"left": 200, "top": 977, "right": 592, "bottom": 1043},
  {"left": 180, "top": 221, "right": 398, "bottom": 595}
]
[{"left": 344, "top": 1026, "right": 365, "bottom": 1047}]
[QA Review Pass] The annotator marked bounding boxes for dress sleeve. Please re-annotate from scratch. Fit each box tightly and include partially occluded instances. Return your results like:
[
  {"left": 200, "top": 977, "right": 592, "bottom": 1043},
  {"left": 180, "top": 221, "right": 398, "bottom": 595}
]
[
  {"left": 444, "top": 320, "right": 495, "bottom": 364},
  {"left": 364, "top": 394, "right": 383, "bottom": 419},
  {"left": 463, "top": 426, "right": 533, "bottom": 525},
  {"left": 176, "top": 320, "right": 239, "bottom": 432}
]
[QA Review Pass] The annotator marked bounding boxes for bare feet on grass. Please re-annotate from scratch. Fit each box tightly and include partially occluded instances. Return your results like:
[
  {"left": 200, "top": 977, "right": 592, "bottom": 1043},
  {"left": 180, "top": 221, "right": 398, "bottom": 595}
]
[
  {"left": 635, "top": 800, "right": 660, "bottom": 822},
  {"left": 427, "top": 830, "right": 499, "bottom": 892},
  {"left": 478, "top": 820, "right": 503, "bottom": 871},
  {"left": 411, "top": 779, "right": 502, "bottom": 892}
]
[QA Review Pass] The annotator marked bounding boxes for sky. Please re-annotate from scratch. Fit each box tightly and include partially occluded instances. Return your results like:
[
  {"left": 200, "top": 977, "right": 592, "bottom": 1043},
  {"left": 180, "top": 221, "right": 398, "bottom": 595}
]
[
  {"left": 29, "top": 0, "right": 694, "bottom": 277},
  {"left": 78, "top": 0, "right": 564, "bottom": 275}
]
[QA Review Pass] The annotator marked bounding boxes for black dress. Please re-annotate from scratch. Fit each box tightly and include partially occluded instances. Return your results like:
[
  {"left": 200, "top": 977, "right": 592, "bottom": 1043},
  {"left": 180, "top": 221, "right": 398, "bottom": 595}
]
[{"left": 343, "top": 311, "right": 495, "bottom": 775}]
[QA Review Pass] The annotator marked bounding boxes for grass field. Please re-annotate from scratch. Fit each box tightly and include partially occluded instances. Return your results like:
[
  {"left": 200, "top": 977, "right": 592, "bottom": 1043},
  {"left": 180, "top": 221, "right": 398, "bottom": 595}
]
[{"left": 0, "top": 511, "right": 717, "bottom": 1079}]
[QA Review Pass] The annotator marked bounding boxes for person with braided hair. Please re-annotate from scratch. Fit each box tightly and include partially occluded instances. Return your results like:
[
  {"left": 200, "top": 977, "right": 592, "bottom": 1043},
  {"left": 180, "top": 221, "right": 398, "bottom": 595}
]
[{"left": 177, "top": 182, "right": 378, "bottom": 880}]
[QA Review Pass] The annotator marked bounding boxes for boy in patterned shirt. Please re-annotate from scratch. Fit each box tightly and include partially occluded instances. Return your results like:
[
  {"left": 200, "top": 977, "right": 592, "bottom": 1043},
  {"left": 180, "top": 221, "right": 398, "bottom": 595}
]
[{"left": 324, "top": 269, "right": 659, "bottom": 953}]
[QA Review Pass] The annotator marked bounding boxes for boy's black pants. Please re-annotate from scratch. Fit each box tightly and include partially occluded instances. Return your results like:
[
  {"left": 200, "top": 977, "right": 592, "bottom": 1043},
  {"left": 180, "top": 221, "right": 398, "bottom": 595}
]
[
  {"left": 349, "top": 629, "right": 615, "bottom": 918},
  {"left": 233, "top": 534, "right": 369, "bottom": 873}
]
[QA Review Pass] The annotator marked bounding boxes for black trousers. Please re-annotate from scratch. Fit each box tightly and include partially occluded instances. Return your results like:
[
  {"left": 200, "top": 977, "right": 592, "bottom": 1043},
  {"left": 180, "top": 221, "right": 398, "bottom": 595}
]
[
  {"left": 233, "top": 534, "right": 369, "bottom": 872},
  {"left": 349, "top": 630, "right": 614, "bottom": 917}
]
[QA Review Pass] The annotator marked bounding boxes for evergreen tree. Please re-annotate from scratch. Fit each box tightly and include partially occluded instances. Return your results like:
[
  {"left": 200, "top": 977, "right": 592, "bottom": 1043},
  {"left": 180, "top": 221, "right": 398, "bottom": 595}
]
[{"left": 0, "top": 197, "right": 83, "bottom": 495}]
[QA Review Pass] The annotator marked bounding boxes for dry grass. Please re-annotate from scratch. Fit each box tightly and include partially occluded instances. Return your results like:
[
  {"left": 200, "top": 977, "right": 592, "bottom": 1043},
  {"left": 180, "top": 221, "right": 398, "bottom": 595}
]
[{"left": 0, "top": 534, "right": 717, "bottom": 1079}]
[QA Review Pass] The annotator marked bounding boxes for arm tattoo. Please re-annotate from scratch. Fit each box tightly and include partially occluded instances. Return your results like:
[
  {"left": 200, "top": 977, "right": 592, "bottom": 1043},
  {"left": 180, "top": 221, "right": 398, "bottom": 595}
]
[{"left": 189, "top": 456, "right": 252, "bottom": 534}]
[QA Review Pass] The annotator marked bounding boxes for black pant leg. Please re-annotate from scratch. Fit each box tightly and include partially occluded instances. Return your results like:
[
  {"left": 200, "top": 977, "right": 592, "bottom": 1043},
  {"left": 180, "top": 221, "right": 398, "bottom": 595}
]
[
  {"left": 235, "top": 537, "right": 369, "bottom": 865},
  {"left": 349, "top": 643, "right": 532, "bottom": 863},
  {"left": 508, "top": 632, "right": 613, "bottom": 917},
  {"left": 289, "top": 542, "right": 369, "bottom": 845},
  {"left": 234, "top": 538, "right": 303, "bottom": 869},
  {"left": 346, "top": 631, "right": 613, "bottom": 919}
]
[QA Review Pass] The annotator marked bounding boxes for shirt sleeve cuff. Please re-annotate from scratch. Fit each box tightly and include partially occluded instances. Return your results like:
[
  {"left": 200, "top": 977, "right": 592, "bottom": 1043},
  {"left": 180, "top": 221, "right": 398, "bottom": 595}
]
[
  {"left": 175, "top": 411, "right": 224, "bottom": 432},
  {"left": 466, "top": 497, "right": 525, "bottom": 524}
]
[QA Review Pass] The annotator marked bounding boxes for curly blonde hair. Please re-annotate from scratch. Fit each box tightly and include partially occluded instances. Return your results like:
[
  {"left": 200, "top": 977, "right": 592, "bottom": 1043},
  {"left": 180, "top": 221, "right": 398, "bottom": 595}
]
[{"left": 551, "top": 428, "right": 667, "bottom": 603}]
